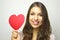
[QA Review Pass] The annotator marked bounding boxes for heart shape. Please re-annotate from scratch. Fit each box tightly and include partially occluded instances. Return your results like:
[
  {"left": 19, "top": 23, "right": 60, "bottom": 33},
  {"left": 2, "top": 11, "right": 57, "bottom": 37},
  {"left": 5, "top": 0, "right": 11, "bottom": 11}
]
[{"left": 9, "top": 14, "right": 25, "bottom": 30}]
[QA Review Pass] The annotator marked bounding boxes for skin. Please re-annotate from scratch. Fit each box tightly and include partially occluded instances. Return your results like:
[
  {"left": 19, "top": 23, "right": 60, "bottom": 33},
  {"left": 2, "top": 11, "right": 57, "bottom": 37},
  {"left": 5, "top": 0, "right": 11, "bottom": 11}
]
[
  {"left": 11, "top": 6, "right": 43, "bottom": 40},
  {"left": 29, "top": 6, "right": 43, "bottom": 29},
  {"left": 11, "top": 30, "right": 20, "bottom": 40},
  {"left": 29, "top": 6, "right": 43, "bottom": 40}
]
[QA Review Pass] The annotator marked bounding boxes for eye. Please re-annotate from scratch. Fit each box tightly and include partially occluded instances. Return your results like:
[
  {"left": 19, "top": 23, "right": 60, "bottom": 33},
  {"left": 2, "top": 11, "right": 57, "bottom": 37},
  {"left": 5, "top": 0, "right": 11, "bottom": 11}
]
[
  {"left": 30, "top": 12, "right": 35, "bottom": 15},
  {"left": 38, "top": 13, "right": 43, "bottom": 16}
]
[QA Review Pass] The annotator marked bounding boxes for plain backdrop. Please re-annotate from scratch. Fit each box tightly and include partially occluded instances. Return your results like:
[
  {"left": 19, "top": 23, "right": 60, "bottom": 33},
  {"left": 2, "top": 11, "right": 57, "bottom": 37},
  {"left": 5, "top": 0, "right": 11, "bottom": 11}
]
[{"left": 0, "top": 0, "right": 60, "bottom": 40}]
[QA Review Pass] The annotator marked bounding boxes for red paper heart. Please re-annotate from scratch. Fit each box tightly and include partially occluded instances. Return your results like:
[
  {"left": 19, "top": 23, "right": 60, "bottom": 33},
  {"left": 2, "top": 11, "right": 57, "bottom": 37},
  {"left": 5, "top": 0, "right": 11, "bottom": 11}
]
[{"left": 9, "top": 14, "right": 25, "bottom": 30}]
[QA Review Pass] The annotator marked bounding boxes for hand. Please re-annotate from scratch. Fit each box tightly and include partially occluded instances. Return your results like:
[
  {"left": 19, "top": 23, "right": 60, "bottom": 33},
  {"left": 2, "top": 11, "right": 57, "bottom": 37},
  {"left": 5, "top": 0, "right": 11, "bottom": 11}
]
[{"left": 11, "top": 30, "right": 20, "bottom": 40}]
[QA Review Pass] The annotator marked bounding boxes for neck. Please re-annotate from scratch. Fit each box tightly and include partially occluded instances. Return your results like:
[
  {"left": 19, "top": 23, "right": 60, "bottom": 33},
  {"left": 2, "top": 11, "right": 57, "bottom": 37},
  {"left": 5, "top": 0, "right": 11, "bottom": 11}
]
[
  {"left": 33, "top": 28, "right": 39, "bottom": 34},
  {"left": 32, "top": 28, "right": 39, "bottom": 40}
]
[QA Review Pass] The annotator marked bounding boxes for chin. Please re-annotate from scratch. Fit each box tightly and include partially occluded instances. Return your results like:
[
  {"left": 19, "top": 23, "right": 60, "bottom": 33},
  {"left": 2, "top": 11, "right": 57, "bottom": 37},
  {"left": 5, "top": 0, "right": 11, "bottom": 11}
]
[{"left": 32, "top": 25, "right": 40, "bottom": 29}]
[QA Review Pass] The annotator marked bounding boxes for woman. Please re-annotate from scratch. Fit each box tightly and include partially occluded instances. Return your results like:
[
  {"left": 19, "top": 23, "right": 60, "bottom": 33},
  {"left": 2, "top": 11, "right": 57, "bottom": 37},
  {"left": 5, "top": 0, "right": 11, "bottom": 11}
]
[{"left": 11, "top": 2, "right": 55, "bottom": 40}]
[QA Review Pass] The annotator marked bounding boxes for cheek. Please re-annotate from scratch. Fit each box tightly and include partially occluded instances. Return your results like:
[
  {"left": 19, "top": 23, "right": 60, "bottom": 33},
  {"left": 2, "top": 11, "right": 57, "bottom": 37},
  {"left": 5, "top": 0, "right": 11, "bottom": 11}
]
[
  {"left": 29, "top": 15, "right": 34, "bottom": 20},
  {"left": 29, "top": 16, "right": 32, "bottom": 23},
  {"left": 39, "top": 17, "right": 43, "bottom": 22},
  {"left": 29, "top": 15, "right": 34, "bottom": 25}
]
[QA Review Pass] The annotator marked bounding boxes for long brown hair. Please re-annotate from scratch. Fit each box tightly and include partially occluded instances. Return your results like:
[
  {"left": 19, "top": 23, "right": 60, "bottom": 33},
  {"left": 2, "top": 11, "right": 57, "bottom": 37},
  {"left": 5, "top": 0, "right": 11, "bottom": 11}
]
[{"left": 23, "top": 2, "right": 51, "bottom": 40}]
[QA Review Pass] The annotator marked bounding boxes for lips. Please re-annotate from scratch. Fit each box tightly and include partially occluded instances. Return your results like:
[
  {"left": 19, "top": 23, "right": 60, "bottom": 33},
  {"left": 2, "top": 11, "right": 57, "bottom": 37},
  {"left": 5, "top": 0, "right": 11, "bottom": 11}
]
[{"left": 32, "top": 21, "right": 39, "bottom": 25}]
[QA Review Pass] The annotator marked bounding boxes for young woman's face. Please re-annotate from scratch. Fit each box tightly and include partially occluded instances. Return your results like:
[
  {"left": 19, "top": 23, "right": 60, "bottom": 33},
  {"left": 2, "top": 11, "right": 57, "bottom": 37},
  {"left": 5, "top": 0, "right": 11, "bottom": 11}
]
[{"left": 29, "top": 6, "right": 43, "bottom": 29}]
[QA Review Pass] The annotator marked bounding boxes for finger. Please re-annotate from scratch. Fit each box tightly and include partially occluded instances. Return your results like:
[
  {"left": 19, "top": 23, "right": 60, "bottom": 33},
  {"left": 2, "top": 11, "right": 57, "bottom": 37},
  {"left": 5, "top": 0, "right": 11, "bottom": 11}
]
[
  {"left": 12, "top": 31, "right": 18, "bottom": 38},
  {"left": 12, "top": 30, "right": 18, "bottom": 33}
]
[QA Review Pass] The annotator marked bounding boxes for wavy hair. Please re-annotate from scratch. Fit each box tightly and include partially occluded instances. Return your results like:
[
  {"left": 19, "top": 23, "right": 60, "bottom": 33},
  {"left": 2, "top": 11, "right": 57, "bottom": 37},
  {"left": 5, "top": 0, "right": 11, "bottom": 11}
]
[{"left": 23, "top": 2, "right": 51, "bottom": 40}]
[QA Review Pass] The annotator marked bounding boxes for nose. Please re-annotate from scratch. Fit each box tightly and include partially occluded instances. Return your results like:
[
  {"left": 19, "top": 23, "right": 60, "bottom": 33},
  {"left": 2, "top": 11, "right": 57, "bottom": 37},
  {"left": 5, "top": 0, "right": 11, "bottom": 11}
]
[{"left": 34, "top": 16, "right": 38, "bottom": 21}]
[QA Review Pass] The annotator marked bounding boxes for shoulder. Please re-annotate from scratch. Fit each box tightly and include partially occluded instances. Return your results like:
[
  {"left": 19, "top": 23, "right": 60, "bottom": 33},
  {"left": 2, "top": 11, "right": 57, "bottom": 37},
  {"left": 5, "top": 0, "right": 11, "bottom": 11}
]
[
  {"left": 19, "top": 31, "right": 24, "bottom": 40},
  {"left": 50, "top": 33, "right": 55, "bottom": 40},
  {"left": 19, "top": 31, "right": 55, "bottom": 40}
]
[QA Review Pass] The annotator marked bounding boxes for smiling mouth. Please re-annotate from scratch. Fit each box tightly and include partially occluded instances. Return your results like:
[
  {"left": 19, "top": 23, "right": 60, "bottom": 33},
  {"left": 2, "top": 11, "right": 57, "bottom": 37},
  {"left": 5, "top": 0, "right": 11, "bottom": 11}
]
[{"left": 32, "top": 21, "right": 39, "bottom": 25}]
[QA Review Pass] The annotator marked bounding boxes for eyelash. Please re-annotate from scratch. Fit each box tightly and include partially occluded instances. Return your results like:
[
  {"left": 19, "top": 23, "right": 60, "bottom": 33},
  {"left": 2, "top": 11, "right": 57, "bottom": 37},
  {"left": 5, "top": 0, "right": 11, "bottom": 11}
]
[
  {"left": 30, "top": 13, "right": 34, "bottom": 15},
  {"left": 30, "top": 13, "right": 43, "bottom": 16},
  {"left": 38, "top": 14, "right": 43, "bottom": 16}
]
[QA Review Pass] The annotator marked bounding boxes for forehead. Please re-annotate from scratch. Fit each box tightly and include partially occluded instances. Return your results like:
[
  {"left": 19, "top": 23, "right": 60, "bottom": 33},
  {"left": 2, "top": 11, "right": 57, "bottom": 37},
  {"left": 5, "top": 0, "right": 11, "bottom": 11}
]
[{"left": 30, "top": 6, "right": 42, "bottom": 13}]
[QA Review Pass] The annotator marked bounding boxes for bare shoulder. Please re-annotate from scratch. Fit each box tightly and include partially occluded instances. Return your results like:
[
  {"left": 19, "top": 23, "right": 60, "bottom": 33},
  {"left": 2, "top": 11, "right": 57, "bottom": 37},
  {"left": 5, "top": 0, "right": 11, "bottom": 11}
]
[
  {"left": 50, "top": 34, "right": 55, "bottom": 40},
  {"left": 19, "top": 31, "right": 24, "bottom": 40}
]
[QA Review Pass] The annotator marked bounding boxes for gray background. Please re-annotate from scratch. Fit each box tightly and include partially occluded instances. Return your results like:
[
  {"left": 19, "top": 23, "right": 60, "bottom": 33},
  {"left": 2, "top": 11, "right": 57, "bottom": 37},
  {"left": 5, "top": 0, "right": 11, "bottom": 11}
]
[{"left": 0, "top": 0, "right": 60, "bottom": 40}]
